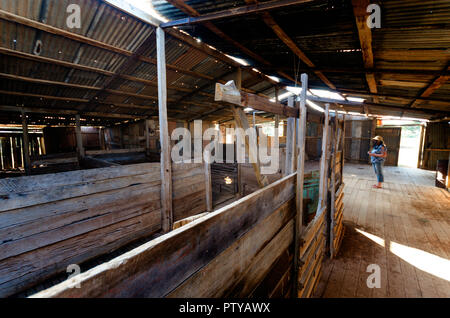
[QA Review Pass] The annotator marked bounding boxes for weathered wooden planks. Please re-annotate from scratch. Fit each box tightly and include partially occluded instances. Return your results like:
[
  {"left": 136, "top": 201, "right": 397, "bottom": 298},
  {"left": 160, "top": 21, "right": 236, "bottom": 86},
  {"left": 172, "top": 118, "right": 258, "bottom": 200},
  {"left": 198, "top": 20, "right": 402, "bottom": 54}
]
[
  {"left": 32, "top": 174, "right": 296, "bottom": 298},
  {"left": 169, "top": 199, "right": 295, "bottom": 297},
  {"left": 0, "top": 161, "right": 208, "bottom": 297},
  {"left": 172, "top": 163, "right": 207, "bottom": 221}
]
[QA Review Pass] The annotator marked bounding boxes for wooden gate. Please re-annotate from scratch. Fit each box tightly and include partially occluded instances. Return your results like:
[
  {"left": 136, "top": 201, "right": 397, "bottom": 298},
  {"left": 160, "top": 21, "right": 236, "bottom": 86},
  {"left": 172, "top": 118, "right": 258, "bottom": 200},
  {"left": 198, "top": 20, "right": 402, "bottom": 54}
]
[{"left": 374, "top": 127, "right": 402, "bottom": 166}]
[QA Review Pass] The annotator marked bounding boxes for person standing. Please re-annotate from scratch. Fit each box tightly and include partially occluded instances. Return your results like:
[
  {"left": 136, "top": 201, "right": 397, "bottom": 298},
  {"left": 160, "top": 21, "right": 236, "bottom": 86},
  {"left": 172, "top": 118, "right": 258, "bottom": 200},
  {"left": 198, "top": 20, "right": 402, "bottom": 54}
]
[{"left": 368, "top": 136, "right": 388, "bottom": 189}]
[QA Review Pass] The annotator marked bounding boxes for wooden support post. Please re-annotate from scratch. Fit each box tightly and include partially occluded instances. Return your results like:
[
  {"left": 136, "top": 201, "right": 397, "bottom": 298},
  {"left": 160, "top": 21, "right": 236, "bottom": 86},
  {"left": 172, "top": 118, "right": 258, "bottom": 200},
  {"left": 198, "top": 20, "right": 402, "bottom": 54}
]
[
  {"left": 447, "top": 153, "right": 450, "bottom": 189},
  {"left": 98, "top": 128, "right": 105, "bottom": 150},
  {"left": 285, "top": 96, "right": 296, "bottom": 176},
  {"left": 157, "top": 27, "right": 173, "bottom": 233},
  {"left": 329, "top": 115, "right": 338, "bottom": 258},
  {"left": 204, "top": 150, "right": 213, "bottom": 212},
  {"left": 234, "top": 68, "right": 244, "bottom": 197},
  {"left": 417, "top": 124, "right": 425, "bottom": 169},
  {"left": 233, "top": 106, "right": 269, "bottom": 188},
  {"left": 275, "top": 87, "right": 280, "bottom": 152},
  {"left": 21, "top": 111, "right": 31, "bottom": 175},
  {"left": 75, "top": 114, "right": 85, "bottom": 160},
  {"left": 235, "top": 67, "right": 242, "bottom": 91},
  {"left": 318, "top": 104, "right": 330, "bottom": 211},
  {"left": 274, "top": 115, "right": 279, "bottom": 149},
  {"left": 293, "top": 74, "right": 308, "bottom": 296},
  {"left": 145, "top": 119, "right": 150, "bottom": 157},
  {"left": 341, "top": 115, "right": 346, "bottom": 178}
]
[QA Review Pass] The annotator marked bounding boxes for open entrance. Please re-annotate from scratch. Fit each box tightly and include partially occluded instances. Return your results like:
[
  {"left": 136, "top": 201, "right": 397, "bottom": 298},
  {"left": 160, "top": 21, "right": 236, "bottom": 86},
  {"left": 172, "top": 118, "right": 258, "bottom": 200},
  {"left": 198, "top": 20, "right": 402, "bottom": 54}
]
[
  {"left": 398, "top": 125, "right": 422, "bottom": 168},
  {"left": 376, "top": 119, "right": 425, "bottom": 168}
]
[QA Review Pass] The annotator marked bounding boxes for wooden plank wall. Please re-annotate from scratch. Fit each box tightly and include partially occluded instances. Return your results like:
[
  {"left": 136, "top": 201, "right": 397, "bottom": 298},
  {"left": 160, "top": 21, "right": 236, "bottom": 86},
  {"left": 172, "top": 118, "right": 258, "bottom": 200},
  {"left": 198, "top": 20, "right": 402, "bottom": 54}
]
[
  {"left": 0, "top": 162, "right": 207, "bottom": 297},
  {"left": 328, "top": 116, "right": 346, "bottom": 259},
  {"left": 32, "top": 174, "right": 297, "bottom": 298},
  {"left": 344, "top": 119, "right": 376, "bottom": 163},
  {"left": 297, "top": 207, "right": 326, "bottom": 297},
  {"left": 0, "top": 163, "right": 162, "bottom": 297},
  {"left": 172, "top": 163, "right": 207, "bottom": 222},
  {"left": 421, "top": 122, "right": 450, "bottom": 171}
]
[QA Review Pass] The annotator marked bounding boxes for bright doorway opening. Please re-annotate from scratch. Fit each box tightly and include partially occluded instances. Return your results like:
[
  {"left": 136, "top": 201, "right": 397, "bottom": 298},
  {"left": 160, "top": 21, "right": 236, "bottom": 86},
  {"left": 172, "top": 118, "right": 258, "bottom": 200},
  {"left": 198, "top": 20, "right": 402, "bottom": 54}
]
[{"left": 398, "top": 125, "right": 422, "bottom": 168}]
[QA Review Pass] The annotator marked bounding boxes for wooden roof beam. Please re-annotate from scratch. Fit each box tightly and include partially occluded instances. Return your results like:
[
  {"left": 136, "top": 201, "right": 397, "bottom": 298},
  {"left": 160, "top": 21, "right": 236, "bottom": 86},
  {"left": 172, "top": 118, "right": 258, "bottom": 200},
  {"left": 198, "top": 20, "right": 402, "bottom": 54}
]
[
  {"left": 410, "top": 64, "right": 450, "bottom": 108},
  {"left": 0, "top": 10, "right": 249, "bottom": 84},
  {"left": 307, "top": 96, "right": 448, "bottom": 117},
  {"left": 164, "top": 1, "right": 296, "bottom": 84},
  {"left": 161, "top": 0, "right": 313, "bottom": 28},
  {"left": 0, "top": 105, "right": 146, "bottom": 119},
  {"left": 215, "top": 82, "right": 298, "bottom": 117},
  {"left": 352, "top": 0, "right": 379, "bottom": 103},
  {"left": 244, "top": 0, "right": 336, "bottom": 90}
]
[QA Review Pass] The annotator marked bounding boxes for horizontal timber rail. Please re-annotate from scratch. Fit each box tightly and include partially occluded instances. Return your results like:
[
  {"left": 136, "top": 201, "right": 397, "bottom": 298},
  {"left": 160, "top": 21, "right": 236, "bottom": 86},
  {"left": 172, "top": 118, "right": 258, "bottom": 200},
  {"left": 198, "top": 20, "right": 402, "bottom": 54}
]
[{"left": 32, "top": 173, "right": 298, "bottom": 298}]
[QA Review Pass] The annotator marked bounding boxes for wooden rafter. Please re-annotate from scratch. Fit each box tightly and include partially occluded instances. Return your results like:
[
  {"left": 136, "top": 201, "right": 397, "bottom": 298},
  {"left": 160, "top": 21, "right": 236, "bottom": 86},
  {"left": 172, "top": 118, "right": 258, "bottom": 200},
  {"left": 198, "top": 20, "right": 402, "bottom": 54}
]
[
  {"left": 0, "top": 105, "right": 146, "bottom": 119},
  {"left": 215, "top": 83, "right": 298, "bottom": 117},
  {"left": 245, "top": 0, "right": 336, "bottom": 90},
  {"left": 164, "top": 0, "right": 297, "bottom": 84},
  {"left": 410, "top": 65, "right": 450, "bottom": 108},
  {"left": 351, "top": 0, "right": 379, "bottom": 103},
  {"left": 0, "top": 9, "right": 274, "bottom": 93},
  {"left": 161, "top": 0, "right": 313, "bottom": 28}
]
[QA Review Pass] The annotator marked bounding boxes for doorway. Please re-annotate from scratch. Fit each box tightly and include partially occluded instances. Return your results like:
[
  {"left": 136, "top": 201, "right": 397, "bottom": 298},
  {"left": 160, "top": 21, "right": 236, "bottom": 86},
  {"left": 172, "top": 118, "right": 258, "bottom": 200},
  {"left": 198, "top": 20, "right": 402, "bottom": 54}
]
[
  {"left": 375, "top": 127, "right": 401, "bottom": 166},
  {"left": 398, "top": 125, "right": 422, "bottom": 168}
]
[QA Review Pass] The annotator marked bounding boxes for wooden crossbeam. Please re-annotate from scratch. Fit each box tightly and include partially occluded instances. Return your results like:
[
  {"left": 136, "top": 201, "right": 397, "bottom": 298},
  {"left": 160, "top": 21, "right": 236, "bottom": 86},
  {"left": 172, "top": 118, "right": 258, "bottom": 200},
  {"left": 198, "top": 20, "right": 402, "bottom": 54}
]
[
  {"left": 410, "top": 65, "right": 450, "bottom": 108},
  {"left": 161, "top": 0, "right": 313, "bottom": 28},
  {"left": 164, "top": 1, "right": 296, "bottom": 84},
  {"left": 232, "top": 106, "right": 269, "bottom": 189},
  {"left": 255, "top": 7, "right": 336, "bottom": 90},
  {"left": 215, "top": 82, "right": 298, "bottom": 117},
  {"left": 306, "top": 95, "right": 448, "bottom": 116},
  {"left": 0, "top": 105, "right": 147, "bottom": 119},
  {"left": 352, "top": 0, "right": 379, "bottom": 103},
  {"left": 244, "top": 64, "right": 450, "bottom": 77},
  {"left": 0, "top": 9, "right": 273, "bottom": 89}
]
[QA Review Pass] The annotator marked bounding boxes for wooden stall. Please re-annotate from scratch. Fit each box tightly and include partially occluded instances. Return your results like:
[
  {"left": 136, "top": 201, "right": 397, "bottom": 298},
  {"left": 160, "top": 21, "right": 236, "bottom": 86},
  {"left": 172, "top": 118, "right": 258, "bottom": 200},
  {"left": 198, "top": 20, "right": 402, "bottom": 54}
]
[
  {"left": 32, "top": 174, "right": 297, "bottom": 298},
  {"left": 0, "top": 162, "right": 206, "bottom": 297}
]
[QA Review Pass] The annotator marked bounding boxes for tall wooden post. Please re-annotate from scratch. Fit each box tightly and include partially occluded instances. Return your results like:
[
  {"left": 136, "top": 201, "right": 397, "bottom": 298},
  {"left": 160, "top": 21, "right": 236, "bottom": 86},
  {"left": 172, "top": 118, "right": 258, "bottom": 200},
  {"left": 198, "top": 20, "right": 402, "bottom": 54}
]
[
  {"left": 318, "top": 104, "right": 330, "bottom": 211},
  {"left": 329, "top": 114, "right": 339, "bottom": 257},
  {"left": 234, "top": 68, "right": 243, "bottom": 197},
  {"left": 293, "top": 73, "right": 308, "bottom": 296},
  {"left": 274, "top": 87, "right": 280, "bottom": 153},
  {"left": 157, "top": 27, "right": 173, "bottom": 233},
  {"left": 98, "top": 128, "right": 105, "bottom": 150},
  {"left": 204, "top": 150, "right": 213, "bottom": 212},
  {"left": 145, "top": 119, "right": 150, "bottom": 157},
  {"left": 285, "top": 96, "right": 296, "bottom": 175},
  {"left": 341, "top": 115, "right": 346, "bottom": 179},
  {"left": 21, "top": 111, "right": 31, "bottom": 175},
  {"left": 75, "top": 114, "right": 85, "bottom": 160}
]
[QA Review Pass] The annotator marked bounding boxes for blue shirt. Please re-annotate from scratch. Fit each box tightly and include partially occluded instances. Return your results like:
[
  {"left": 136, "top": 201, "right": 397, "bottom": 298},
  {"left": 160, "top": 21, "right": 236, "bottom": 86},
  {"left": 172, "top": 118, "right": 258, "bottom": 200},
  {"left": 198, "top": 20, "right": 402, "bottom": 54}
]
[{"left": 370, "top": 144, "right": 387, "bottom": 164}]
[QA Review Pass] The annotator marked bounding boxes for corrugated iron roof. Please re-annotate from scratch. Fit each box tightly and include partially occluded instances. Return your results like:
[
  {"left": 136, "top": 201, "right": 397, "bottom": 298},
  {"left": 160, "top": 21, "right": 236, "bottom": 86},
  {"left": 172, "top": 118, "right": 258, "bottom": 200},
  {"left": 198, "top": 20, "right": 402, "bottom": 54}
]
[{"left": 0, "top": 0, "right": 448, "bottom": 124}]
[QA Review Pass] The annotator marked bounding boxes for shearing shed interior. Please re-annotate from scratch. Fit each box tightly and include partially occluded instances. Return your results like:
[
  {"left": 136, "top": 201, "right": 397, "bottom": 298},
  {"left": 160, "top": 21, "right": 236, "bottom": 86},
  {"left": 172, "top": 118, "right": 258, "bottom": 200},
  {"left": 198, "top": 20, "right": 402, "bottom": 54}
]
[{"left": 0, "top": 0, "right": 449, "bottom": 299}]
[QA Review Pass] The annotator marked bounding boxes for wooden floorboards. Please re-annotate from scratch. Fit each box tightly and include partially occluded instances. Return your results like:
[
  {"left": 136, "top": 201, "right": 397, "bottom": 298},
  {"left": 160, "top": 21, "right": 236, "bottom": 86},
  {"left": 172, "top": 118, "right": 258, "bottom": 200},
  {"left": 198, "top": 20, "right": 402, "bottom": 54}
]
[{"left": 315, "top": 164, "right": 450, "bottom": 298}]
